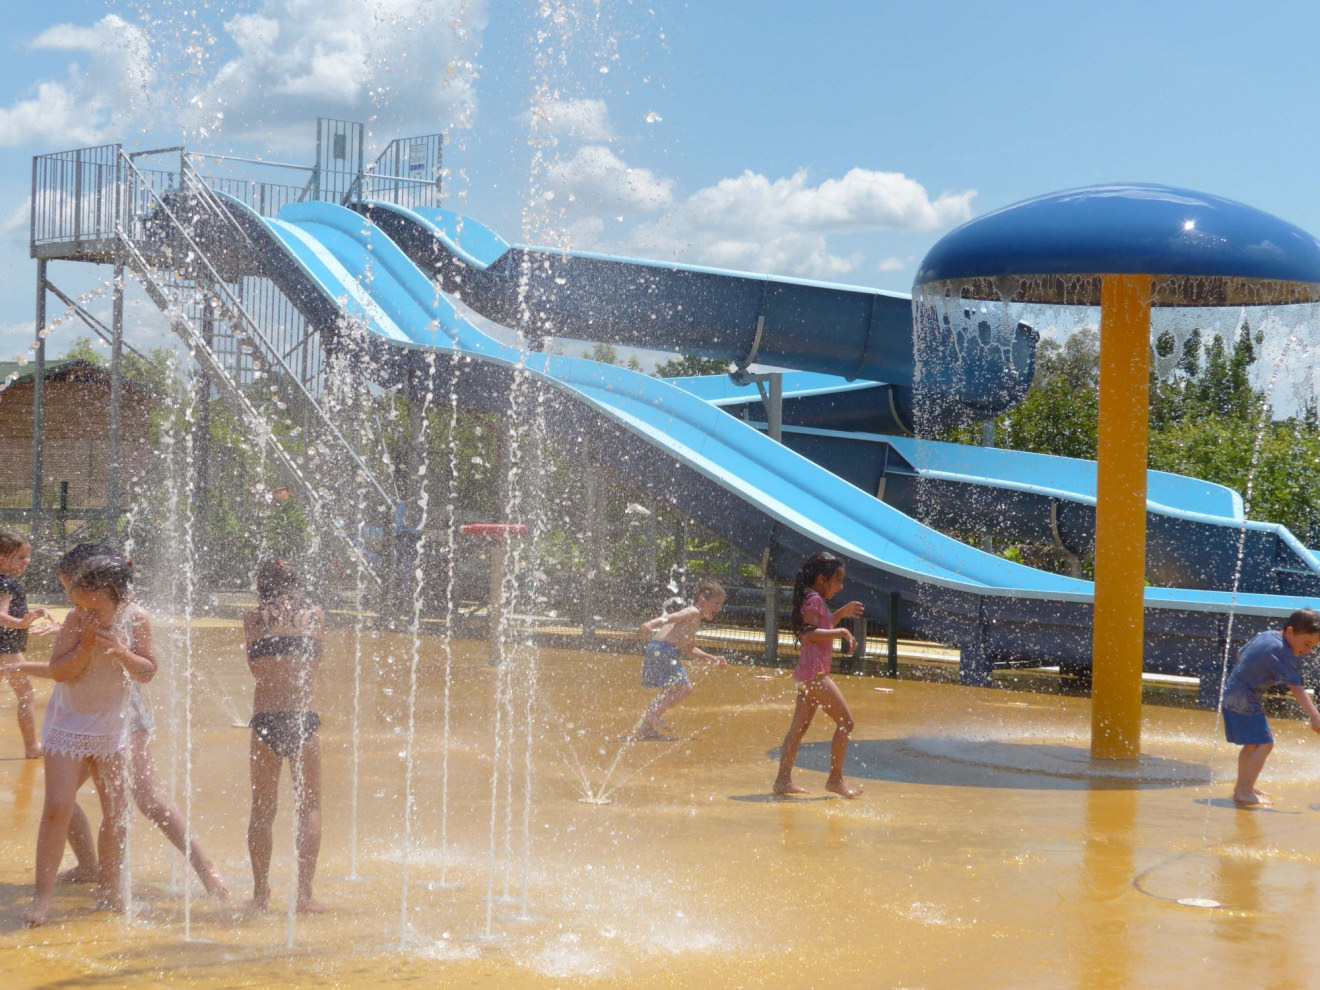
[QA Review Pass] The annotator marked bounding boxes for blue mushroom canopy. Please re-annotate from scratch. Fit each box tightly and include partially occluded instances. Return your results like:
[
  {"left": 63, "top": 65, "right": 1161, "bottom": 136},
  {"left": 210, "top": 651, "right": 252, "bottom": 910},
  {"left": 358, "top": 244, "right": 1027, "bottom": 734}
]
[
  {"left": 915, "top": 182, "right": 1320, "bottom": 302},
  {"left": 908, "top": 183, "right": 1320, "bottom": 428}
]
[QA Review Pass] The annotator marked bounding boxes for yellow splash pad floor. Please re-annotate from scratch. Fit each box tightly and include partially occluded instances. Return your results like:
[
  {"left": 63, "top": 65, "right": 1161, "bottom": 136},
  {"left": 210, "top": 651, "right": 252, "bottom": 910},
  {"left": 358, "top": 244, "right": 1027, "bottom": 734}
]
[{"left": 2, "top": 623, "right": 1320, "bottom": 988}]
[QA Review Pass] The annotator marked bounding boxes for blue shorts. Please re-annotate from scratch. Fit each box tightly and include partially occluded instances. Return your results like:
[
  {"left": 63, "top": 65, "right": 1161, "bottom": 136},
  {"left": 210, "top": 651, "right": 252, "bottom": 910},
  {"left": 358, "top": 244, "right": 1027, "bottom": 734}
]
[
  {"left": 641, "top": 640, "right": 689, "bottom": 688},
  {"left": 1223, "top": 708, "right": 1273, "bottom": 746}
]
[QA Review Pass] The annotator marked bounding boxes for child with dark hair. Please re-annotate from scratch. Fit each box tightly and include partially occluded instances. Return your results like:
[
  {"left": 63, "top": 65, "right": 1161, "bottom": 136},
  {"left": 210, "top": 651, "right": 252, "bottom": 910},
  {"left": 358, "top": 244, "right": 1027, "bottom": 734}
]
[
  {"left": 635, "top": 578, "right": 727, "bottom": 741},
  {"left": 19, "top": 553, "right": 155, "bottom": 925},
  {"left": 244, "top": 558, "right": 325, "bottom": 912},
  {"left": 25, "top": 542, "right": 227, "bottom": 896},
  {"left": 772, "top": 551, "right": 865, "bottom": 799},
  {"left": 1222, "top": 608, "right": 1320, "bottom": 808},
  {"left": 0, "top": 530, "right": 57, "bottom": 758}
]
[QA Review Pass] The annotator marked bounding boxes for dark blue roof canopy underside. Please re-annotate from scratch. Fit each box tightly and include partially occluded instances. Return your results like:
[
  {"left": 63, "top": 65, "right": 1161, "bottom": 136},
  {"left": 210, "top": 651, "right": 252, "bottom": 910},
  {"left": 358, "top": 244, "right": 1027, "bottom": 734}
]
[{"left": 915, "top": 183, "right": 1320, "bottom": 291}]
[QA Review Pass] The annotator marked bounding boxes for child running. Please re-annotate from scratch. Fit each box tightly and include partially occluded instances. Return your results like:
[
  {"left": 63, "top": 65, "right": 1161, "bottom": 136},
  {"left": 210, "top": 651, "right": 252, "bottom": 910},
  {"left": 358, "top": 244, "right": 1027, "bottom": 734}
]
[
  {"left": 8, "top": 543, "right": 229, "bottom": 897},
  {"left": 773, "top": 551, "right": 865, "bottom": 799},
  {"left": 0, "top": 530, "right": 57, "bottom": 758},
  {"left": 21, "top": 555, "right": 154, "bottom": 925},
  {"left": 244, "top": 558, "right": 326, "bottom": 913},
  {"left": 635, "top": 579, "right": 727, "bottom": 741},
  {"left": 1221, "top": 608, "right": 1320, "bottom": 808}
]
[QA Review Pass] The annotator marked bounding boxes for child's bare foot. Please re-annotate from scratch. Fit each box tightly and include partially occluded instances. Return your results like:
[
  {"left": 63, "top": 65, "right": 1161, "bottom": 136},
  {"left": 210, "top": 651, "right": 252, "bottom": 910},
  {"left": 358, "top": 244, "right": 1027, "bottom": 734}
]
[
  {"left": 1253, "top": 787, "right": 1273, "bottom": 802},
  {"left": 1233, "top": 792, "right": 1266, "bottom": 808},
  {"left": 646, "top": 715, "right": 674, "bottom": 733},
  {"left": 24, "top": 744, "right": 43, "bottom": 759},
  {"left": 773, "top": 779, "right": 810, "bottom": 796},
  {"left": 92, "top": 889, "right": 126, "bottom": 913},
  {"left": 825, "top": 779, "right": 863, "bottom": 799},
  {"left": 251, "top": 885, "right": 270, "bottom": 911},
  {"left": 634, "top": 724, "right": 676, "bottom": 742},
  {"left": 22, "top": 898, "right": 51, "bottom": 927},
  {"left": 199, "top": 866, "right": 230, "bottom": 901},
  {"left": 296, "top": 895, "right": 325, "bottom": 915},
  {"left": 57, "top": 864, "right": 97, "bottom": 883}
]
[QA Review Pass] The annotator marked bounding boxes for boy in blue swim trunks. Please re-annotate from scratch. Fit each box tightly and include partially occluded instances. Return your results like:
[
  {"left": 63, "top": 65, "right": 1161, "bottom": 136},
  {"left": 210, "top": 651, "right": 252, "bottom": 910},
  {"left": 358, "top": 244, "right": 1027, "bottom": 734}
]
[
  {"left": 635, "top": 580, "right": 727, "bottom": 741},
  {"left": 1222, "top": 608, "right": 1320, "bottom": 808}
]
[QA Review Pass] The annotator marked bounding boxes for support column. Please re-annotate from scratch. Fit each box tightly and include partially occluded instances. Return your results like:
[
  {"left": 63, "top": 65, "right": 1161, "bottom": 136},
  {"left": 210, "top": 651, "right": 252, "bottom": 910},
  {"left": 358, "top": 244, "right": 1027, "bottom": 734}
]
[
  {"left": 108, "top": 263, "right": 125, "bottom": 519},
  {"left": 580, "top": 443, "right": 599, "bottom": 647},
  {"left": 886, "top": 591, "right": 901, "bottom": 678},
  {"left": 192, "top": 298, "right": 213, "bottom": 524},
  {"left": 761, "top": 542, "right": 778, "bottom": 665},
  {"left": 30, "top": 260, "right": 47, "bottom": 540},
  {"left": 1091, "top": 274, "right": 1152, "bottom": 760}
]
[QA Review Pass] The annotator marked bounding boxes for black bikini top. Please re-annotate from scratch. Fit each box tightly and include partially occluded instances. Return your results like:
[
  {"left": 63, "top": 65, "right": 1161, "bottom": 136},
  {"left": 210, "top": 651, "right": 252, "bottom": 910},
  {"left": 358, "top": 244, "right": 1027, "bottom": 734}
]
[
  {"left": 248, "top": 601, "right": 321, "bottom": 660},
  {"left": 247, "top": 634, "right": 321, "bottom": 660}
]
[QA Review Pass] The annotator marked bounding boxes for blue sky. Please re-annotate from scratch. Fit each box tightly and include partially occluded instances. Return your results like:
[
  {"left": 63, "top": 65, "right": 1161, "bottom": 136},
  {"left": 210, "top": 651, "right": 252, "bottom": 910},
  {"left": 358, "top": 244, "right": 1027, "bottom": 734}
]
[{"left": 2, "top": 0, "right": 1320, "bottom": 367}]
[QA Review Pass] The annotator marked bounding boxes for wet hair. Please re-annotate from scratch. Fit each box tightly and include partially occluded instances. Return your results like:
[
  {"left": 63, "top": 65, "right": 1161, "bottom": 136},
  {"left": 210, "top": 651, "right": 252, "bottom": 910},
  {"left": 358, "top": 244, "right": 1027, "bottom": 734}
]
[
  {"left": 1285, "top": 608, "right": 1320, "bottom": 635},
  {"left": 57, "top": 542, "right": 120, "bottom": 578},
  {"left": 0, "top": 530, "right": 30, "bottom": 556},
  {"left": 70, "top": 555, "right": 135, "bottom": 606},
  {"left": 692, "top": 579, "right": 725, "bottom": 604},
  {"left": 256, "top": 558, "right": 303, "bottom": 604},
  {"left": 789, "top": 551, "right": 845, "bottom": 640}
]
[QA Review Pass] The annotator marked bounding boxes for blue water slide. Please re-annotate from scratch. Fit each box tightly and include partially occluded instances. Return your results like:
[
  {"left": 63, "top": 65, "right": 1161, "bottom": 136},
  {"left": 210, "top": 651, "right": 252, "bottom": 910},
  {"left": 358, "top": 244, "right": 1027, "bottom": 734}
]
[
  {"left": 670, "top": 373, "right": 1320, "bottom": 597},
  {"left": 356, "top": 203, "right": 1041, "bottom": 428},
  {"left": 214, "top": 197, "right": 1319, "bottom": 700}
]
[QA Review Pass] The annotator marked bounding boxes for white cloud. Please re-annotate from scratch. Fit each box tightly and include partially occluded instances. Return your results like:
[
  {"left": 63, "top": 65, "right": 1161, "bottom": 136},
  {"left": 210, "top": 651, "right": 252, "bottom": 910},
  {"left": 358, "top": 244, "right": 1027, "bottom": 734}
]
[
  {"left": 527, "top": 97, "right": 614, "bottom": 142},
  {"left": 0, "top": 15, "right": 153, "bottom": 147},
  {"left": 1, "top": 199, "right": 30, "bottom": 242},
  {"left": 190, "top": 0, "right": 486, "bottom": 149},
  {"left": 543, "top": 145, "right": 674, "bottom": 215},
  {"left": 628, "top": 168, "right": 975, "bottom": 279},
  {"left": 877, "top": 256, "right": 907, "bottom": 273}
]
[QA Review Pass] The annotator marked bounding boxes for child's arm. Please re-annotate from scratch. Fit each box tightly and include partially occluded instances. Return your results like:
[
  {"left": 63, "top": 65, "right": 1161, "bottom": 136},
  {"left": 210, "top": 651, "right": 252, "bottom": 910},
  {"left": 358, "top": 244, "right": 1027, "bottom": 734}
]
[
  {"left": 831, "top": 600, "right": 864, "bottom": 625},
  {"left": 799, "top": 625, "right": 858, "bottom": 654},
  {"left": 684, "top": 644, "right": 727, "bottom": 667},
  {"left": 47, "top": 611, "right": 96, "bottom": 682},
  {"left": 0, "top": 656, "right": 53, "bottom": 678},
  {"left": 1287, "top": 684, "right": 1320, "bottom": 733},
  {"left": 99, "top": 607, "right": 157, "bottom": 682},
  {"left": 639, "top": 614, "right": 668, "bottom": 636},
  {"left": 0, "top": 593, "right": 54, "bottom": 631}
]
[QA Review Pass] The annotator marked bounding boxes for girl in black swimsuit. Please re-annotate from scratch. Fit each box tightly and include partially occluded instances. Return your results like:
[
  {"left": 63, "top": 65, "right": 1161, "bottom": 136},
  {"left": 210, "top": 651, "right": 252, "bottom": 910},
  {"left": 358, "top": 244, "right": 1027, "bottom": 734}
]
[{"left": 243, "top": 558, "right": 325, "bottom": 913}]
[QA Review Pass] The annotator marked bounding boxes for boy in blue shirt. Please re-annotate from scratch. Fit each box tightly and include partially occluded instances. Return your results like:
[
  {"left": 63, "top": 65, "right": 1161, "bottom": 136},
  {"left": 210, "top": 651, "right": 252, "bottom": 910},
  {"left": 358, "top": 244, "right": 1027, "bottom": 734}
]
[{"left": 1222, "top": 608, "right": 1320, "bottom": 808}]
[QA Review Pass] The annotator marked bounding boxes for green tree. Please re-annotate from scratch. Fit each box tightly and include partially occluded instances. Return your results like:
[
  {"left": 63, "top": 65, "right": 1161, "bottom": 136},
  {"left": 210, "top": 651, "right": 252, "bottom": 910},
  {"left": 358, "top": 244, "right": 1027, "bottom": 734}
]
[{"left": 652, "top": 354, "right": 730, "bottom": 379}]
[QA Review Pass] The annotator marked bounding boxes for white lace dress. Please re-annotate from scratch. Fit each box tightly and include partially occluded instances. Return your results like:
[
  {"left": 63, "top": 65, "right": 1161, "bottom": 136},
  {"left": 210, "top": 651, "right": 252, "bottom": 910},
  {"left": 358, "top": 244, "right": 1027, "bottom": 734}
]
[{"left": 41, "top": 606, "right": 135, "bottom": 760}]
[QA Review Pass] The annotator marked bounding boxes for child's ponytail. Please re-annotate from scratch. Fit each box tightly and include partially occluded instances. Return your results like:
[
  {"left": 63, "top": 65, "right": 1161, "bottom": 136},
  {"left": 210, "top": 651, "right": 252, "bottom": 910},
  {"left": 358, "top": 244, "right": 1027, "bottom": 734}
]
[{"left": 789, "top": 551, "right": 844, "bottom": 640}]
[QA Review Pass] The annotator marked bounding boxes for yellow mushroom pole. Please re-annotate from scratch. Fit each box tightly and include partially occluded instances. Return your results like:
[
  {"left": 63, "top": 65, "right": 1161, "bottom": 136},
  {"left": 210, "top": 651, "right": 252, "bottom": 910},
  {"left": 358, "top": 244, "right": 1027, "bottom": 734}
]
[{"left": 1091, "top": 273, "right": 1153, "bottom": 759}]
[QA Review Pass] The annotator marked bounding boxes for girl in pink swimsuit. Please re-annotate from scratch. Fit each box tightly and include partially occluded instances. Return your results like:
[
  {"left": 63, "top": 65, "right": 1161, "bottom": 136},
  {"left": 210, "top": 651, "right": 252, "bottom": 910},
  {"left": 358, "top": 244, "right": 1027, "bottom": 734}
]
[{"left": 772, "top": 551, "right": 865, "bottom": 799}]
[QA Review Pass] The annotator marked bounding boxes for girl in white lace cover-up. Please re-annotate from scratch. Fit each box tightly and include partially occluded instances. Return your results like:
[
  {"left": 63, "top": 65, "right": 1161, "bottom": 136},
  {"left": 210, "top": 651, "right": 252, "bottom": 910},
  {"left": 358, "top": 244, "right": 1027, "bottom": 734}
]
[{"left": 21, "top": 556, "right": 156, "bottom": 927}]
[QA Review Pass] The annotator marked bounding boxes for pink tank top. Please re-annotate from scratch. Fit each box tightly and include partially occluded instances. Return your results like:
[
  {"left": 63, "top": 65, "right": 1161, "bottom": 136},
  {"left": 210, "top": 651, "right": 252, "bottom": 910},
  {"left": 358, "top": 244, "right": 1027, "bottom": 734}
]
[{"left": 793, "top": 590, "right": 833, "bottom": 682}]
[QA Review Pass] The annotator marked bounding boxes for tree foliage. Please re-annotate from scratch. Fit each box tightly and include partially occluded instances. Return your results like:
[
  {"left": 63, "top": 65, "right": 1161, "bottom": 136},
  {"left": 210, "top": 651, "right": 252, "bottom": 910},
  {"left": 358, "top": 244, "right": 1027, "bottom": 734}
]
[
  {"left": 652, "top": 354, "right": 730, "bottom": 379},
  {"left": 963, "top": 318, "right": 1320, "bottom": 560}
]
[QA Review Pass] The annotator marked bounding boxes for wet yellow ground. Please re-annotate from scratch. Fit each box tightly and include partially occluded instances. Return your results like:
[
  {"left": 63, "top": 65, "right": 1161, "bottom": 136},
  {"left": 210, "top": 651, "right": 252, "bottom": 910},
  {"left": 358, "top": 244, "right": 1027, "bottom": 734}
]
[{"left": 3, "top": 619, "right": 1320, "bottom": 989}]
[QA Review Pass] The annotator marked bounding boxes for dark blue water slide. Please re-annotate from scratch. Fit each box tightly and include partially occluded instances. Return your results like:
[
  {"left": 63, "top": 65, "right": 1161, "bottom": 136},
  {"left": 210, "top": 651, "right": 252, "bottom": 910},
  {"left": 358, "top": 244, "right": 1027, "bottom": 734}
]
[
  {"left": 357, "top": 204, "right": 1045, "bottom": 429},
  {"left": 673, "top": 373, "right": 1320, "bottom": 599},
  {"left": 206, "top": 197, "right": 1320, "bottom": 703}
]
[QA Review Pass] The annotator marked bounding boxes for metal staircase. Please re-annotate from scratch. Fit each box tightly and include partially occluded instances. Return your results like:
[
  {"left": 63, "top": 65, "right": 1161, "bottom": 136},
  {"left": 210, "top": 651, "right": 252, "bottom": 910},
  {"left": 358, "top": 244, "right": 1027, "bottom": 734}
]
[{"left": 28, "top": 121, "right": 446, "bottom": 582}]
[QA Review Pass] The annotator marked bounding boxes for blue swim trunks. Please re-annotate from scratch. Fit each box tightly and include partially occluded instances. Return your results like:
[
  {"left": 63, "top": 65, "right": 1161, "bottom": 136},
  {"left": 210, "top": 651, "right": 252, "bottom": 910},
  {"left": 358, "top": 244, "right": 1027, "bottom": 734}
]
[
  {"left": 641, "top": 640, "right": 689, "bottom": 688},
  {"left": 1223, "top": 708, "right": 1273, "bottom": 746}
]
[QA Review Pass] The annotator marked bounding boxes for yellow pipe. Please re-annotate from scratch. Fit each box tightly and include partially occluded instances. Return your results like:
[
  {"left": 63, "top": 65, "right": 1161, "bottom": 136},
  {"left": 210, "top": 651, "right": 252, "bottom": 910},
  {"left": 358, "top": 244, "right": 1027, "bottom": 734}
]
[{"left": 1091, "top": 273, "right": 1152, "bottom": 760}]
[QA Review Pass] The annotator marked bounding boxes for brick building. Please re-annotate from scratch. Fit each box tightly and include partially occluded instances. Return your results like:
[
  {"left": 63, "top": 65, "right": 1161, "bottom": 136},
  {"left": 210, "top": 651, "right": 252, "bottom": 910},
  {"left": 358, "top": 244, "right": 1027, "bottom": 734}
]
[{"left": 0, "top": 359, "right": 156, "bottom": 511}]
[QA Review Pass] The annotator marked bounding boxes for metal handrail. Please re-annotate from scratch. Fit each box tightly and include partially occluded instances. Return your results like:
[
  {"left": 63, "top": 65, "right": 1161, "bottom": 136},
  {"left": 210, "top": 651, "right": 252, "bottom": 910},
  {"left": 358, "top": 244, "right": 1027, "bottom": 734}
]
[
  {"left": 117, "top": 149, "right": 391, "bottom": 509},
  {"left": 114, "top": 152, "right": 394, "bottom": 583}
]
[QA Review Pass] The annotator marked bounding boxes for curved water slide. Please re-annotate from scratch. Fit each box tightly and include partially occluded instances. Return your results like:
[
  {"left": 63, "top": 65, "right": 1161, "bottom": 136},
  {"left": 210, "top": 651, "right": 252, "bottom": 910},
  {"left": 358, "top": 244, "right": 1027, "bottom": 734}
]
[
  {"left": 210, "top": 198, "right": 1317, "bottom": 698},
  {"left": 671, "top": 373, "right": 1320, "bottom": 599},
  {"left": 364, "top": 204, "right": 1320, "bottom": 600}
]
